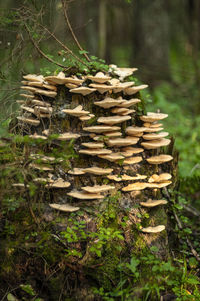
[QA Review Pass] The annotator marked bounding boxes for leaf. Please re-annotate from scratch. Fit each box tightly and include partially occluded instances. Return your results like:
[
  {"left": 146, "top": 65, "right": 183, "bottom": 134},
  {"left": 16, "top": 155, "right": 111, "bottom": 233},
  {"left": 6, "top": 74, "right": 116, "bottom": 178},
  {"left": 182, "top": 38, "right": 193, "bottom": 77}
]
[{"left": 7, "top": 294, "right": 18, "bottom": 301}]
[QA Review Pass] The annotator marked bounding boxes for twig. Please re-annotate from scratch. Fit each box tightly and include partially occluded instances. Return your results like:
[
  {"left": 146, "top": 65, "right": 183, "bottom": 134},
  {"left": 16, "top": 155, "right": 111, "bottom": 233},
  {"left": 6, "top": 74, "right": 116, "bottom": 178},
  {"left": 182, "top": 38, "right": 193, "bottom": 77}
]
[
  {"left": 61, "top": 0, "right": 90, "bottom": 62},
  {"left": 183, "top": 204, "right": 200, "bottom": 217}
]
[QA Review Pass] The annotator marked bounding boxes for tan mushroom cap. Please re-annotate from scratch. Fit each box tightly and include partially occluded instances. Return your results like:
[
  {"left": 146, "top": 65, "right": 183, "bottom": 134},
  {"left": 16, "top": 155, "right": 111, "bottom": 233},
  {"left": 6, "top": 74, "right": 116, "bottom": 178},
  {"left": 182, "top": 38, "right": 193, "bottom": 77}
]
[
  {"left": 123, "top": 156, "right": 143, "bottom": 165},
  {"left": 20, "top": 93, "right": 34, "bottom": 99},
  {"left": 29, "top": 134, "right": 47, "bottom": 140},
  {"left": 16, "top": 100, "right": 26, "bottom": 104},
  {"left": 109, "top": 78, "right": 120, "bottom": 85},
  {"left": 70, "top": 87, "right": 96, "bottom": 95},
  {"left": 57, "top": 133, "right": 80, "bottom": 140},
  {"left": 107, "top": 174, "right": 147, "bottom": 182},
  {"left": 97, "top": 115, "right": 131, "bottom": 125},
  {"left": 64, "top": 76, "right": 84, "bottom": 85},
  {"left": 65, "top": 83, "right": 78, "bottom": 89},
  {"left": 79, "top": 148, "right": 112, "bottom": 156},
  {"left": 49, "top": 203, "right": 80, "bottom": 212},
  {"left": 117, "top": 98, "right": 141, "bottom": 108},
  {"left": 112, "top": 66, "right": 138, "bottom": 80},
  {"left": 46, "top": 178, "right": 71, "bottom": 188},
  {"left": 140, "top": 199, "right": 168, "bottom": 208},
  {"left": 42, "top": 129, "right": 50, "bottom": 136},
  {"left": 113, "top": 81, "right": 134, "bottom": 93},
  {"left": 21, "top": 86, "right": 57, "bottom": 98},
  {"left": 23, "top": 74, "right": 44, "bottom": 82},
  {"left": 12, "top": 183, "right": 30, "bottom": 188},
  {"left": 126, "top": 126, "right": 147, "bottom": 135},
  {"left": 147, "top": 181, "right": 172, "bottom": 188},
  {"left": 143, "top": 132, "right": 169, "bottom": 140},
  {"left": 68, "top": 168, "right": 85, "bottom": 175},
  {"left": 62, "top": 105, "right": 89, "bottom": 116},
  {"left": 44, "top": 71, "right": 65, "bottom": 84},
  {"left": 121, "top": 146, "right": 144, "bottom": 154},
  {"left": 83, "top": 167, "right": 113, "bottom": 175},
  {"left": 67, "top": 190, "right": 103, "bottom": 200},
  {"left": 106, "top": 137, "right": 139, "bottom": 147},
  {"left": 17, "top": 116, "right": 40, "bottom": 126},
  {"left": 82, "top": 185, "right": 115, "bottom": 193},
  {"left": 122, "top": 182, "right": 148, "bottom": 191},
  {"left": 141, "top": 225, "right": 165, "bottom": 233},
  {"left": 30, "top": 154, "right": 56, "bottom": 162},
  {"left": 144, "top": 122, "right": 163, "bottom": 128},
  {"left": 29, "top": 163, "right": 53, "bottom": 171},
  {"left": 141, "top": 138, "right": 171, "bottom": 149},
  {"left": 83, "top": 125, "right": 120, "bottom": 133},
  {"left": 98, "top": 153, "right": 125, "bottom": 162},
  {"left": 102, "top": 131, "right": 122, "bottom": 137},
  {"left": 87, "top": 72, "right": 111, "bottom": 83},
  {"left": 140, "top": 112, "right": 168, "bottom": 122},
  {"left": 121, "top": 109, "right": 135, "bottom": 116},
  {"left": 148, "top": 173, "right": 172, "bottom": 183},
  {"left": 81, "top": 142, "right": 104, "bottom": 148},
  {"left": 144, "top": 127, "right": 164, "bottom": 133},
  {"left": 89, "top": 83, "right": 116, "bottom": 94},
  {"left": 111, "top": 107, "right": 129, "bottom": 114},
  {"left": 124, "top": 84, "right": 148, "bottom": 95},
  {"left": 31, "top": 99, "right": 51, "bottom": 107},
  {"left": 21, "top": 105, "right": 35, "bottom": 114},
  {"left": 79, "top": 115, "right": 92, "bottom": 121},
  {"left": 147, "top": 154, "right": 173, "bottom": 164},
  {"left": 22, "top": 80, "right": 57, "bottom": 91},
  {"left": 34, "top": 106, "right": 53, "bottom": 114},
  {"left": 94, "top": 97, "right": 124, "bottom": 109}
]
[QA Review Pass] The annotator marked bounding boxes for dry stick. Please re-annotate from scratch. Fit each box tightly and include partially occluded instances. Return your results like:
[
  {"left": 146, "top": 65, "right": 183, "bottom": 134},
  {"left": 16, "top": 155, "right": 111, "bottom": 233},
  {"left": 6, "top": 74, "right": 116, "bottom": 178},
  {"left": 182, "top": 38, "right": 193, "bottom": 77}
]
[
  {"left": 163, "top": 187, "right": 200, "bottom": 263},
  {"left": 61, "top": 0, "right": 90, "bottom": 62},
  {"left": 24, "top": 24, "right": 67, "bottom": 69},
  {"left": 39, "top": 24, "right": 88, "bottom": 67}
]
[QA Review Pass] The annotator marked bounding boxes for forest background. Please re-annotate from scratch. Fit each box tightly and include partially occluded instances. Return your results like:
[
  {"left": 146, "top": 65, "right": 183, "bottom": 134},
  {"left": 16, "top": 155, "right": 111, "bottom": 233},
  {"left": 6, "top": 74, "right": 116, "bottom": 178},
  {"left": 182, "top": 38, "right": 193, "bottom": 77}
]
[{"left": 0, "top": 0, "right": 200, "bottom": 299}]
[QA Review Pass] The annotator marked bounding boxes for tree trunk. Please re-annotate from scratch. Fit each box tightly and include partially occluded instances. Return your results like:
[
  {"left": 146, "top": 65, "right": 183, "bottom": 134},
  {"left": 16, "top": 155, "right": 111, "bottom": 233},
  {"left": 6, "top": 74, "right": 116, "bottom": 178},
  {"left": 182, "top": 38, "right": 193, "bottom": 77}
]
[{"left": 0, "top": 67, "right": 177, "bottom": 300}]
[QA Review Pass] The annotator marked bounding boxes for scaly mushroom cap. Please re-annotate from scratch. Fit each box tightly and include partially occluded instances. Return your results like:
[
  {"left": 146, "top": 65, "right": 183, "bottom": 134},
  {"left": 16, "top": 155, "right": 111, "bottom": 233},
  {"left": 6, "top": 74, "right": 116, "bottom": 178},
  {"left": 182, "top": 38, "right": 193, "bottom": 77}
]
[
  {"left": 140, "top": 112, "right": 168, "bottom": 122},
  {"left": 143, "top": 132, "right": 169, "bottom": 140},
  {"left": 98, "top": 153, "right": 125, "bottom": 162},
  {"left": 79, "top": 148, "right": 112, "bottom": 156},
  {"left": 126, "top": 126, "right": 147, "bottom": 135},
  {"left": 17, "top": 116, "right": 40, "bottom": 126},
  {"left": 82, "top": 185, "right": 115, "bottom": 193},
  {"left": 106, "top": 137, "right": 139, "bottom": 147},
  {"left": 148, "top": 173, "right": 172, "bottom": 183},
  {"left": 97, "top": 115, "right": 131, "bottom": 125},
  {"left": 122, "top": 182, "right": 148, "bottom": 191},
  {"left": 107, "top": 174, "right": 147, "bottom": 182},
  {"left": 141, "top": 225, "right": 165, "bottom": 233},
  {"left": 94, "top": 97, "right": 124, "bottom": 109},
  {"left": 123, "top": 156, "right": 143, "bottom": 165},
  {"left": 83, "top": 167, "right": 113, "bottom": 175},
  {"left": 67, "top": 190, "right": 103, "bottom": 200},
  {"left": 81, "top": 142, "right": 104, "bottom": 148},
  {"left": 83, "top": 125, "right": 120, "bottom": 133},
  {"left": 87, "top": 72, "right": 111, "bottom": 83},
  {"left": 68, "top": 168, "right": 85, "bottom": 175},
  {"left": 69, "top": 87, "right": 96, "bottom": 95},
  {"left": 49, "top": 203, "right": 80, "bottom": 212},
  {"left": 23, "top": 74, "right": 44, "bottom": 82},
  {"left": 147, "top": 154, "right": 173, "bottom": 164},
  {"left": 117, "top": 98, "right": 141, "bottom": 108},
  {"left": 57, "top": 133, "right": 80, "bottom": 140},
  {"left": 141, "top": 138, "right": 171, "bottom": 149},
  {"left": 140, "top": 199, "right": 168, "bottom": 207},
  {"left": 124, "top": 84, "right": 148, "bottom": 95}
]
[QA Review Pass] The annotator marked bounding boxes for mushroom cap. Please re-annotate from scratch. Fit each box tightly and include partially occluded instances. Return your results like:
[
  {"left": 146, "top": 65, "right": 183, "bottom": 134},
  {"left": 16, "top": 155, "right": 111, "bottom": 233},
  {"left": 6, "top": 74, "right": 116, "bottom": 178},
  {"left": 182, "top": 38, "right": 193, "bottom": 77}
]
[
  {"left": 68, "top": 168, "right": 85, "bottom": 175},
  {"left": 122, "top": 182, "right": 148, "bottom": 191},
  {"left": 94, "top": 97, "right": 124, "bottom": 109},
  {"left": 97, "top": 115, "right": 131, "bottom": 125},
  {"left": 87, "top": 72, "right": 111, "bottom": 83},
  {"left": 23, "top": 74, "right": 44, "bottom": 82},
  {"left": 126, "top": 126, "right": 147, "bottom": 135},
  {"left": 140, "top": 199, "right": 168, "bottom": 207},
  {"left": 111, "top": 67, "right": 137, "bottom": 80},
  {"left": 121, "top": 146, "right": 144, "bottom": 154},
  {"left": 57, "top": 133, "right": 80, "bottom": 140},
  {"left": 123, "top": 156, "right": 143, "bottom": 165},
  {"left": 121, "top": 109, "right": 135, "bottom": 116},
  {"left": 148, "top": 173, "right": 172, "bottom": 183},
  {"left": 111, "top": 107, "right": 129, "bottom": 114},
  {"left": 107, "top": 174, "right": 147, "bottom": 182},
  {"left": 81, "top": 142, "right": 104, "bottom": 148},
  {"left": 83, "top": 125, "right": 120, "bottom": 133},
  {"left": 31, "top": 99, "right": 51, "bottom": 107},
  {"left": 140, "top": 112, "right": 168, "bottom": 122},
  {"left": 67, "top": 190, "right": 103, "bottom": 199},
  {"left": 49, "top": 203, "right": 80, "bottom": 212},
  {"left": 17, "top": 116, "right": 40, "bottom": 126},
  {"left": 29, "top": 163, "right": 53, "bottom": 171},
  {"left": 141, "top": 225, "right": 165, "bottom": 233},
  {"left": 21, "top": 105, "right": 35, "bottom": 114},
  {"left": 69, "top": 87, "right": 96, "bottom": 95},
  {"left": 89, "top": 83, "right": 116, "bottom": 94},
  {"left": 65, "top": 83, "right": 78, "bottom": 89},
  {"left": 64, "top": 76, "right": 84, "bottom": 85},
  {"left": 113, "top": 82, "right": 134, "bottom": 93},
  {"left": 46, "top": 179, "right": 71, "bottom": 188},
  {"left": 29, "top": 134, "right": 47, "bottom": 140},
  {"left": 21, "top": 86, "right": 57, "bottom": 98},
  {"left": 20, "top": 93, "right": 34, "bottom": 99},
  {"left": 98, "top": 153, "right": 125, "bottom": 162},
  {"left": 147, "top": 181, "right": 172, "bottom": 188},
  {"left": 147, "top": 154, "right": 173, "bottom": 164},
  {"left": 34, "top": 106, "right": 53, "bottom": 114},
  {"left": 83, "top": 167, "right": 113, "bottom": 175},
  {"left": 106, "top": 137, "right": 139, "bottom": 147},
  {"left": 82, "top": 185, "right": 115, "bottom": 193},
  {"left": 117, "top": 98, "right": 141, "bottom": 108},
  {"left": 79, "top": 148, "right": 112, "bottom": 156},
  {"left": 102, "top": 131, "right": 122, "bottom": 138},
  {"left": 44, "top": 72, "right": 66, "bottom": 84},
  {"left": 145, "top": 122, "right": 163, "bottom": 128},
  {"left": 143, "top": 132, "right": 169, "bottom": 140},
  {"left": 144, "top": 127, "right": 164, "bottom": 133},
  {"left": 79, "top": 115, "right": 92, "bottom": 121},
  {"left": 141, "top": 138, "right": 171, "bottom": 149},
  {"left": 62, "top": 106, "right": 90, "bottom": 116},
  {"left": 124, "top": 84, "right": 148, "bottom": 95}
]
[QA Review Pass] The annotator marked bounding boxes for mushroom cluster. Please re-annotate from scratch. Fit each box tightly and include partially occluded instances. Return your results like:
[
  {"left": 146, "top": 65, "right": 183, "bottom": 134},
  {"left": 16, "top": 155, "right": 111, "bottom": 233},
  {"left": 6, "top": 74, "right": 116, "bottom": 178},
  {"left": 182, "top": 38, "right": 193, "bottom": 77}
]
[{"left": 14, "top": 66, "right": 174, "bottom": 234}]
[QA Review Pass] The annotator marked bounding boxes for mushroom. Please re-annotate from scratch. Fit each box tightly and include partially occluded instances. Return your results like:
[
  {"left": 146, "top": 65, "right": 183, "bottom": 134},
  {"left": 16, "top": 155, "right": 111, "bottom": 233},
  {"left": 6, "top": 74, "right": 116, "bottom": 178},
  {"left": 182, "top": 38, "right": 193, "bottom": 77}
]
[
  {"left": 140, "top": 199, "right": 168, "bottom": 207},
  {"left": 12, "top": 183, "right": 30, "bottom": 188},
  {"left": 79, "top": 149, "right": 112, "bottom": 156},
  {"left": 141, "top": 138, "right": 171, "bottom": 149},
  {"left": 122, "top": 182, "right": 148, "bottom": 191},
  {"left": 121, "top": 146, "right": 144, "bottom": 154},
  {"left": 144, "top": 122, "right": 163, "bottom": 128},
  {"left": 82, "top": 185, "right": 115, "bottom": 193},
  {"left": 17, "top": 116, "right": 40, "bottom": 126},
  {"left": 141, "top": 225, "right": 165, "bottom": 233},
  {"left": 68, "top": 168, "right": 85, "bottom": 175},
  {"left": 83, "top": 125, "right": 120, "bottom": 133},
  {"left": 121, "top": 109, "right": 135, "bottom": 116},
  {"left": 106, "top": 137, "right": 139, "bottom": 147},
  {"left": 110, "top": 66, "right": 138, "bottom": 80},
  {"left": 44, "top": 72, "right": 66, "bottom": 84},
  {"left": 148, "top": 173, "right": 172, "bottom": 183},
  {"left": 21, "top": 105, "right": 35, "bottom": 114},
  {"left": 126, "top": 126, "right": 146, "bottom": 135},
  {"left": 49, "top": 203, "right": 80, "bottom": 212},
  {"left": 46, "top": 178, "right": 71, "bottom": 188},
  {"left": 31, "top": 99, "right": 51, "bottom": 107},
  {"left": 89, "top": 83, "right": 116, "bottom": 94},
  {"left": 67, "top": 190, "right": 103, "bottom": 200},
  {"left": 20, "top": 93, "right": 34, "bottom": 99},
  {"left": 147, "top": 181, "right": 172, "bottom": 188},
  {"left": 111, "top": 108, "right": 130, "bottom": 115},
  {"left": 107, "top": 174, "right": 147, "bottom": 182},
  {"left": 21, "top": 86, "right": 57, "bottom": 98},
  {"left": 142, "top": 132, "right": 169, "bottom": 140},
  {"left": 57, "top": 133, "right": 80, "bottom": 140},
  {"left": 140, "top": 112, "right": 168, "bottom": 123},
  {"left": 94, "top": 97, "right": 124, "bottom": 109},
  {"left": 124, "top": 85, "right": 148, "bottom": 95},
  {"left": 116, "top": 98, "right": 141, "bottom": 108},
  {"left": 65, "top": 83, "right": 78, "bottom": 89},
  {"left": 87, "top": 72, "right": 111, "bottom": 83},
  {"left": 146, "top": 154, "right": 173, "bottom": 164},
  {"left": 34, "top": 106, "right": 53, "bottom": 114},
  {"left": 97, "top": 115, "right": 131, "bottom": 125},
  {"left": 64, "top": 76, "right": 84, "bottom": 85},
  {"left": 101, "top": 131, "right": 122, "bottom": 138},
  {"left": 29, "top": 134, "right": 47, "bottom": 140},
  {"left": 113, "top": 82, "right": 134, "bottom": 93},
  {"left": 98, "top": 153, "right": 125, "bottom": 162},
  {"left": 81, "top": 142, "right": 104, "bottom": 148},
  {"left": 83, "top": 167, "right": 113, "bottom": 175},
  {"left": 62, "top": 105, "right": 90, "bottom": 117},
  {"left": 69, "top": 87, "right": 96, "bottom": 95},
  {"left": 29, "top": 163, "right": 53, "bottom": 171},
  {"left": 23, "top": 74, "right": 44, "bottom": 82},
  {"left": 144, "top": 127, "right": 164, "bottom": 133},
  {"left": 123, "top": 156, "right": 143, "bottom": 165},
  {"left": 79, "top": 115, "right": 92, "bottom": 121}
]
